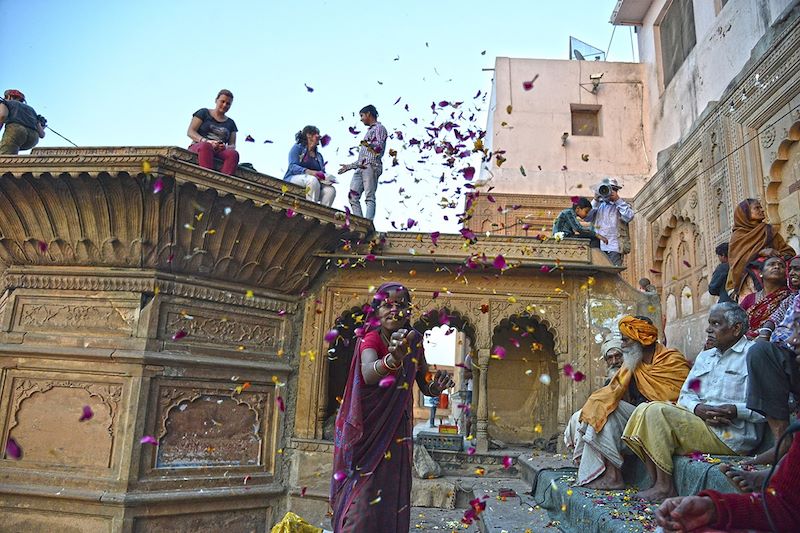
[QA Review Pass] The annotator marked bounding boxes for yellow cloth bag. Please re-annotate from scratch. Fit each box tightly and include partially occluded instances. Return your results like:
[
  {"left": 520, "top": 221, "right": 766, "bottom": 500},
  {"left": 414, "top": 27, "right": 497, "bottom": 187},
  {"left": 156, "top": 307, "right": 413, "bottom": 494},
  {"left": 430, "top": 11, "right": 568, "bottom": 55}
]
[{"left": 270, "top": 512, "right": 323, "bottom": 533}]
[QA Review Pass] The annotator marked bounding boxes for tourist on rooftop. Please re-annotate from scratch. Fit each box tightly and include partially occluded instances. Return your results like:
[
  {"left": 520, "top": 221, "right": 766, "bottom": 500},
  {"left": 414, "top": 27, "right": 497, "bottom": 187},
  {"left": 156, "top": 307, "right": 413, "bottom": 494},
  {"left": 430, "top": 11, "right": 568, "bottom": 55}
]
[
  {"left": 0, "top": 89, "right": 46, "bottom": 155},
  {"left": 338, "top": 105, "right": 388, "bottom": 220},
  {"left": 187, "top": 89, "right": 239, "bottom": 175},
  {"left": 283, "top": 125, "right": 336, "bottom": 207},
  {"left": 655, "top": 303, "right": 800, "bottom": 532},
  {"left": 584, "top": 177, "right": 634, "bottom": 267},
  {"left": 552, "top": 197, "right": 608, "bottom": 245},
  {"left": 568, "top": 316, "right": 689, "bottom": 489},
  {"left": 726, "top": 198, "right": 794, "bottom": 300},
  {"left": 330, "top": 282, "right": 454, "bottom": 532},
  {"left": 621, "top": 303, "right": 764, "bottom": 501}
]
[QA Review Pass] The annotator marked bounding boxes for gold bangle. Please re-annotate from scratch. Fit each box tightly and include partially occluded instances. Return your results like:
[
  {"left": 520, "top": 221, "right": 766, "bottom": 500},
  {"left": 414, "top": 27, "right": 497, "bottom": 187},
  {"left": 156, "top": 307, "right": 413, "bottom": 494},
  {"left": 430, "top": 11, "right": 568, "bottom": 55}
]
[
  {"left": 373, "top": 359, "right": 388, "bottom": 376},
  {"left": 383, "top": 354, "right": 402, "bottom": 371}
]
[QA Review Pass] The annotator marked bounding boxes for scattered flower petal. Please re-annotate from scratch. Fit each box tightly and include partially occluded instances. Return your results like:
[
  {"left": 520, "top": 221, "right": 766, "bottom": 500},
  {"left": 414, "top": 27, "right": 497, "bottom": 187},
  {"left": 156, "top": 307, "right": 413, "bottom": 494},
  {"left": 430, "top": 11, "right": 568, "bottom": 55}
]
[
  {"left": 172, "top": 329, "right": 187, "bottom": 341},
  {"left": 5, "top": 437, "right": 21, "bottom": 459},
  {"left": 378, "top": 375, "right": 396, "bottom": 388},
  {"left": 687, "top": 378, "right": 701, "bottom": 393},
  {"left": 152, "top": 177, "right": 164, "bottom": 194},
  {"left": 333, "top": 470, "right": 347, "bottom": 481},
  {"left": 140, "top": 435, "right": 157, "bottom": 445},
  {"left": 79, "top": 405, "right": 93, "bottom": 422},
  {"left": 276, "top": 396, "right": 285, "bottom": 412}
]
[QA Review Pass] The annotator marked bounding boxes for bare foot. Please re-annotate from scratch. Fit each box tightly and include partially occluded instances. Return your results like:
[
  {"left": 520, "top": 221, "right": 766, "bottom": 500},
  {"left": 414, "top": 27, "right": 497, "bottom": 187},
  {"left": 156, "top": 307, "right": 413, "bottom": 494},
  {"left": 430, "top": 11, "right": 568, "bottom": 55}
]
[
  {"left": 634, "top": 485, "right": 677, "bottom": 502},
  {"left": 742, "top": 449, "right": 775, "bottom": 466},
  {"left": 583, "top": 473, "right": 625, "bottom": 490},
  {"left": 719, "top": 464, "right": 768, "bottom": 493}
]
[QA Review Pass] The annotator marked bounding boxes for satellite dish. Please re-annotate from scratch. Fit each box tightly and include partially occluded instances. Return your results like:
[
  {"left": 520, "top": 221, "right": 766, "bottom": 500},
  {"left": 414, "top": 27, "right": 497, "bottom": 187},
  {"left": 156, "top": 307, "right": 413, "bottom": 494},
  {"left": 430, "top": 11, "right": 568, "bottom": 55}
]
[{"left": 574, "top": 50, "right": 586, "bottom": 61}]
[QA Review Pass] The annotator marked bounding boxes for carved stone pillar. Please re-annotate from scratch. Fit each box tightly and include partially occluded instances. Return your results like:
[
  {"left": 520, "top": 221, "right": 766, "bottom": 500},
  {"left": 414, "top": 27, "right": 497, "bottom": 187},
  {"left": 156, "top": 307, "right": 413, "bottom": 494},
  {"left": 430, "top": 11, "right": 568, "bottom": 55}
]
[{"left": 475, "top": 348, "right": 490, "bottom": 453}]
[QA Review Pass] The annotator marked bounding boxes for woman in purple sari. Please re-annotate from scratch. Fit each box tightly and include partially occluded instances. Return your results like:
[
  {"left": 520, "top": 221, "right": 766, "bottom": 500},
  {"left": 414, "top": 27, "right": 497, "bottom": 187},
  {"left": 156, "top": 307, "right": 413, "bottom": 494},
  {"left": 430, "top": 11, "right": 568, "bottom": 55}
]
[{"left": 330, "top": 282, "right": 454, "bottom": 532}]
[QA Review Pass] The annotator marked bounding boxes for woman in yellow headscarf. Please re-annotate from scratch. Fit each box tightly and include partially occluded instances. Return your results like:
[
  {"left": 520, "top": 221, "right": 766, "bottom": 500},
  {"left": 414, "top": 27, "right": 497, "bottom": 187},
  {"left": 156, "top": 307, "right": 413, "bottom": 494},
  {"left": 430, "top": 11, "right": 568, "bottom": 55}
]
[{"left": 570, "top": 316, "right": 689, "bottom": 489}]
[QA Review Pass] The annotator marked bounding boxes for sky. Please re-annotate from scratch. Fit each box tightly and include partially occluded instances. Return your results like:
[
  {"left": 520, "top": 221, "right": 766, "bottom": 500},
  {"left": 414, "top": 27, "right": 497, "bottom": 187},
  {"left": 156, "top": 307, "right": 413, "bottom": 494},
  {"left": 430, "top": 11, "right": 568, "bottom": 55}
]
[{"left": 2, "top": 0, "right": 637, "bottom": 232}]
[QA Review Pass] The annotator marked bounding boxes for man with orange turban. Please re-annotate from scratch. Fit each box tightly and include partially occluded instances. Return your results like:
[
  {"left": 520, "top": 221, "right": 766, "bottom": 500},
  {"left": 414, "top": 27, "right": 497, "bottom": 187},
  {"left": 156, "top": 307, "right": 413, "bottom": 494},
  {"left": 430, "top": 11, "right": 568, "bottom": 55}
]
[{"left": 569, "top": 316, "right": 690, "bottom": 489}]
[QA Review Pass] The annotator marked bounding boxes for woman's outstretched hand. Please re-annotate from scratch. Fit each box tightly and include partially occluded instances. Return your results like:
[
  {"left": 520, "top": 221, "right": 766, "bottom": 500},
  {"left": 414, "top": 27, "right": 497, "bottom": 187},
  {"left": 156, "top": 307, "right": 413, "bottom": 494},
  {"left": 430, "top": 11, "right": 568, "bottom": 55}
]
[{"left": 428, "top": 370, "right": 455, "bottom": 396}]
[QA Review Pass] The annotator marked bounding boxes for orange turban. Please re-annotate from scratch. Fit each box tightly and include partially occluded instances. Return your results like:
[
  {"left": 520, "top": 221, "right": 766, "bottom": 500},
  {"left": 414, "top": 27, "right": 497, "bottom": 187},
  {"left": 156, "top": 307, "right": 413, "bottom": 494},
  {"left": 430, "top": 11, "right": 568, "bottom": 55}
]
[{"left": 618, "top": 315, "right": 658, "bottom": 346}]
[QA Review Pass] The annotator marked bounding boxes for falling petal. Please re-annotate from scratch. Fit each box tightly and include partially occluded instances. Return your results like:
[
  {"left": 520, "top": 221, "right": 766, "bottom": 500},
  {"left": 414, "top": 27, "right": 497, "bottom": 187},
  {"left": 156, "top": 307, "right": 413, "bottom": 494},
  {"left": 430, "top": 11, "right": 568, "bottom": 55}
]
[
  {"left": 263, "top": 139, "right": 273, "bottom": 144},
  {"left": 286, "top": 209, "right": 297, "bottom": 218},
  {"left": 480, "top": 304, "right": 489, "bottom": 314},
  {"left": 466, "top": 446, "right": 476, "bottom": 455},
  {"left": 37, "top": 240, "right": 48, "bottom": 253},
  {"left": 348, "top": 126, "right": 361, "bottom": 135},
  {"left": 539, "top": 374, "right": 551, "bottom": 385},
  {"left": 502, "top": 456, "right": 513, "bottom": 469},
  {"left": 563, "top": 364, "right": 574, "bottom": 377},
  {"left": 687, "top": 378, "right": 701, "bottom": 393},
  {"left": 321, "top": 134, "right": 331, "bottom": 147},
  {"left": 245, "top": 290, "right": 254, "bottom": 299},
  {"left": 140, "top": 435, "right": 158, "bottom": 445},
  {"left": 245, "top": 135, "right": 255, "bottom": 142},
  {"left": 324, "top": 329, "right": 339, "bottom": 343},
  {"left": 278, "top": 309, "right": 287, "bottom": 316},
  {"left": 5, "top": 437, "right": 21, "bottom": 459},
  {"left": 493, "top": 254, "right": 506, "bottom": 270},
  {"left": 142, "top": 160, "right": 152, "bottom": 174},
  {"left": 540, "top": 265, "right": 552, "bottom": 273},
  {"left": 572, "top": 371, "right": 586, "bottom": 382},
  {"left": 522, "top": 80, "right": 534, "bottom": 91},
  {"left": 79, "top": 405, "right": 93, "bottom": 422},
  {"left": 172, "top": 329, "right": 187, "bottom": 341},
  {"left": 276, "top": 396, "right": 285, "bottom": 412},
  {"left": 304, "top": 83, "right": 314, "bottom": 92},
  {"left": 506, "top": 105, "right": 512, "bottom": 114},
  {"left": 519, "top": 165, "right": 527, "bottom": 176},
  {"left": 491, "top": 346, "right": 506, "bottom": 359},
  {"left": 461, "top": 166, "right": 475, "bottom": 180},
  {"left": 534, "top": 423, "right": 543, "bottom": 433},
  {"left": 430, "top": 231, "right": 440, "bottom": 246},
  {"left": 683, "top": 260, "right": 692, "bottom": 268},
  {"left": 152, "top": 177, "right": 164, "bottom": 194},
  {"left": 378, "top": 375, "right": 396, "bottom": 388},
  {"left": 570, "top": 196, "right": 580, "bottom": 204},
  {"left": 333, "top": 470, "right": 347, "bottom": 481}
]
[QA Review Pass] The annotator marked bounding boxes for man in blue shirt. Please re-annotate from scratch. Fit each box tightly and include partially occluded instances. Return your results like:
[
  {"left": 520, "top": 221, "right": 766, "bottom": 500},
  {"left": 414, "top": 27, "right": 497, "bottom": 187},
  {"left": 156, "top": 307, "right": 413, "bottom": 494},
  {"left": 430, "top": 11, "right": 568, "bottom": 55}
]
[
  {"left": 585, "top": 178, "right": 634, "bottom": 267},
  {"left": 553, "top": 197, "right": 608, "bottom": 245}
]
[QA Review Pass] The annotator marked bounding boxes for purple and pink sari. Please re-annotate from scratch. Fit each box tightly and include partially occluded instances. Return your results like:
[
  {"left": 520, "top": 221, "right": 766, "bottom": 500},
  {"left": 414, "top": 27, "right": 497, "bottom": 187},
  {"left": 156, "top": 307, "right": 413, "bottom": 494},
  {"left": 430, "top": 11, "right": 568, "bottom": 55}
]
[{"left": 330, "top": 329, "right": 420, "bottom": 532}]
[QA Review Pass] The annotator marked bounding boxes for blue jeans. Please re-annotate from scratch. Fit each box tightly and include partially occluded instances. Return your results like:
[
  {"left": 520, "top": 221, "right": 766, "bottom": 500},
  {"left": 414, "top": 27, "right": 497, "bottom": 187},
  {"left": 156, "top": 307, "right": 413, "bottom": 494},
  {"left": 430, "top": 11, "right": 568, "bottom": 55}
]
[{"left": 348, "top": 164, "right": 381, "bottom": 219}]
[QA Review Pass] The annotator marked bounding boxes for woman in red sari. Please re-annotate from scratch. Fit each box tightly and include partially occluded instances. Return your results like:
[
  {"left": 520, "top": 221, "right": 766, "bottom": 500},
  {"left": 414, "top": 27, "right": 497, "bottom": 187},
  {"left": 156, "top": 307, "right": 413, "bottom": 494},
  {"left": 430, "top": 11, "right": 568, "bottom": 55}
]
[
  {"left": 740, "top": 256, "right": 793, "bottom": 339},
  {"left": 330, "top": 282, "right": 454, "bottom": 532}
]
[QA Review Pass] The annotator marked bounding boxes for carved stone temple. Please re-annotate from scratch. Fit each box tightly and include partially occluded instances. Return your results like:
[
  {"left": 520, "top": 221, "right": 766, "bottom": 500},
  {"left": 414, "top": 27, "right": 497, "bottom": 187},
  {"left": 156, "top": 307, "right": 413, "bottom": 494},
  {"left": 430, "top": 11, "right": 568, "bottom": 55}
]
[{"left": 0, "top": 147, "right": 653, "bottom": 531}]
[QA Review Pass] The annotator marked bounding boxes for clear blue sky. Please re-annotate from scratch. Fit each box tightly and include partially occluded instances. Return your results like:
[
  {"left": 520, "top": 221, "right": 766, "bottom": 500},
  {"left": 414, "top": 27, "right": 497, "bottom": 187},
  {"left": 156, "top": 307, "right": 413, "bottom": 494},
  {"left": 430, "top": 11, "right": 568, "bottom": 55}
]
[{"left": 2, "top": 0, "right": 636, "bottom": 232}]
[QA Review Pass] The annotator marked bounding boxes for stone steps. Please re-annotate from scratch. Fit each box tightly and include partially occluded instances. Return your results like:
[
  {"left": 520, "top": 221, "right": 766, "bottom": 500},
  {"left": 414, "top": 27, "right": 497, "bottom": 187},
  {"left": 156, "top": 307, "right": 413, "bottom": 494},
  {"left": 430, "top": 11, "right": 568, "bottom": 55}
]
[{"left": 517, "top": 453, "right": 754, "bottom": 533}]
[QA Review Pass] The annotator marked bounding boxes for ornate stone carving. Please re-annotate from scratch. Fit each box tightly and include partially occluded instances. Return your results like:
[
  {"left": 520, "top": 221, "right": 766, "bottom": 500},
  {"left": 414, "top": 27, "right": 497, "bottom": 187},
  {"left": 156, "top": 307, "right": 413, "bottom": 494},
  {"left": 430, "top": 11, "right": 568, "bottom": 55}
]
[
  {"left": 163, "top": 310, "right": 282, "bottom": 349},
  {"left": 155, "top": 384, "right": 271, "bottom": 468},
  {"left": 761, "top": 125, "right": 776, "bottom": 148},
  {"left": 17, "top": 302, "right": 135, "bottom": 332}
]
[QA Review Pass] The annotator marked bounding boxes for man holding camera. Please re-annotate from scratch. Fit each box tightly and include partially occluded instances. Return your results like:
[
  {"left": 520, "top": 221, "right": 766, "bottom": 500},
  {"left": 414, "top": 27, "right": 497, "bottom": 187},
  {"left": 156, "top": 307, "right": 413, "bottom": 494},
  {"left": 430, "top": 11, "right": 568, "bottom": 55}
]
[
  {"left": 0, "top": 89, "right": 46, "bottom": 155},
  {"left": 586, "top": 177, "right": 634, "bottom": 267}
]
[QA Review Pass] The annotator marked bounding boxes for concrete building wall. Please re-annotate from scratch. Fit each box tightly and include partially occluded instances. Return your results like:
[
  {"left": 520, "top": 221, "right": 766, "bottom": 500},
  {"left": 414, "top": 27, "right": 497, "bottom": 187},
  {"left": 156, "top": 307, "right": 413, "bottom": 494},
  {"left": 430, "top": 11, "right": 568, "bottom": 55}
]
[
  {"left": 483, "top": 57, "right": 651, "bottom": 197},
  {"left": 636, "top": 0, "right": 794, "bottom": 161}
]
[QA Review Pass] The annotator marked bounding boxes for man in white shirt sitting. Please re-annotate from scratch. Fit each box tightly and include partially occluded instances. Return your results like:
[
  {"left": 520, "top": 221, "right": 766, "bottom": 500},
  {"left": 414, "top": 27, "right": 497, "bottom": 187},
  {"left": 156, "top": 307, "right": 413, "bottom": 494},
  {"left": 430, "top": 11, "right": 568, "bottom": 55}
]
[{"left": 621, "top": 302, "right": 765, "bottom": 501}]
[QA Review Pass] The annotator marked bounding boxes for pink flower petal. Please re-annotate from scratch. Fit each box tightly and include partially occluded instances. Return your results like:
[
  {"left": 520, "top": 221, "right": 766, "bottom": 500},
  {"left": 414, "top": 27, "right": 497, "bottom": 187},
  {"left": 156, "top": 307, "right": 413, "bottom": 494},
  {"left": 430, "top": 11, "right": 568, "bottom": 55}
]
[
  {"left": 461, "top": 166, "right": 476, "bottom": 180},
  {"left": 348, "top": 126, "right": 361, "bottom": 135},
  {"left": 378, "top": 375, "right": 396, "bottom": 388},
  {"left": 570, "top": 195, "right": 580, "bottom": 204},
  {"left": 493, "top": 254, "right": 506, "bottom": 270},
  {"left": 324, "top": 329, "right": 339, "bottom": 343},
  {"left": 432, "top": 291, "right": 439, "bottom": 299},
  {"left": 502, "top": 456, "right": 513, "bottom": 468},
  {"left": 245, "top": 135, "right": 255, "bottom": 142},
  {"left": 365, "top": 253, "right": 376, "bottom": 262},
  {"left": 320, "top": 134, "right": 331, "bottom": 147},
  {"left": 333, "top": 470, "right": 347, "bottom": 481},
  {"left": 492, "top": 346, "right": 506, "bottom": 359},
  {"left": 5, "top": 437, "right": 22, "bottom": 459},
  {"left": 152, "top": 177, "right": 164, "bottom": 194},
  {"left": 687, "top": 378, "right": 702, "bottom": 393},
  {"left": 509, "top": 337, "right": 520, "bottom": 348},
  {"left": 172, "top": 329, "right": 187, "bottom": 341},
  {"left": 466, "top": 446, "right": 476, "bottom": 455},
  {"left": 572, "top": 371, "right": 586, "bottom": 382},
  {"left": 278, "top": 309, "right": 287, "bottom": 316},
  {"left": 286, "top": 209, "right": 297, "bottom": 218},
  {"left": 406, "top": 218, "right": 416, "bottom": 229},
  {"left": 522, "top": 80, "right": 534, "bottom": 91},
  {"left": 79, "top": 405, "right": 93, "bottom": 422},
  {"left": 300, "top": 486, "right": 308, "bottom": 497},
  {"left": 276, "top": 396, "right": 285, "bottom": 412},
  {"left": 140, "top": 435, "right": 158, "bottom": 445},
  {"left": 563, "top": 364, "right": 574, "bottom": 377},
  {"left": 430, "top": 231, "right": 440, "bottom": 246},
  {"left": 37, "top": 240, "right": 48, "bottom": 253},
  {"left": 540, "top": 265, "right": 552, "bottom": 273}
]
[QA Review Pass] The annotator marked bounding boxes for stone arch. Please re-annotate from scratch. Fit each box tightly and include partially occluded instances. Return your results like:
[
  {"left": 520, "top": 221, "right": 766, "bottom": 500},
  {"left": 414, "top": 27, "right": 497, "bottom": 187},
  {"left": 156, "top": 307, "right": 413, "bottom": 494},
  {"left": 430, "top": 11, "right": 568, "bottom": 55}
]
[
  {"left": 412, "top": 307, "right": 477, "bottom": 349},
  {"left": 765, "top": 119, "right": 800, "bottom": 241},
  {"left": 487, "top": 313, "right": 559, "bottom": 447}
]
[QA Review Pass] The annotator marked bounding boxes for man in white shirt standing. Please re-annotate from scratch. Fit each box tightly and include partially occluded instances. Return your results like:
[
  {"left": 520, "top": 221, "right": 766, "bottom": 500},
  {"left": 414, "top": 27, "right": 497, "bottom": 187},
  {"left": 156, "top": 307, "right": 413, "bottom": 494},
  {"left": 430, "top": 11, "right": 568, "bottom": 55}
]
[
  {"left": 586, "top": 177, "right": 634, "bottom": 267},
  {"left": 621, "top": 302, "right": 765, "bottom": 501}
]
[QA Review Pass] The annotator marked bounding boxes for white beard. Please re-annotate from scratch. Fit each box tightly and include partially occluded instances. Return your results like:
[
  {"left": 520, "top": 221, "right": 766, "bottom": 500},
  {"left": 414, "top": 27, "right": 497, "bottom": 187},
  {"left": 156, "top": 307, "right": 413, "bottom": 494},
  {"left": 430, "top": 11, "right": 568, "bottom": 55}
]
[{"left": 622, "top": 343, "right": 644, "bottom": 371}]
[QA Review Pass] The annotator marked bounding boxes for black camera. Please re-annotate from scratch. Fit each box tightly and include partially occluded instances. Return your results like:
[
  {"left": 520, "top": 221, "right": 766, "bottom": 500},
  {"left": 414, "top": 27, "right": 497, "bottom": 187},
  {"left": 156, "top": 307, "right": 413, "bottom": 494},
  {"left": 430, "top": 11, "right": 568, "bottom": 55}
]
[{"left": 597, "top": 183, "right": 612, "bottom": 199}]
